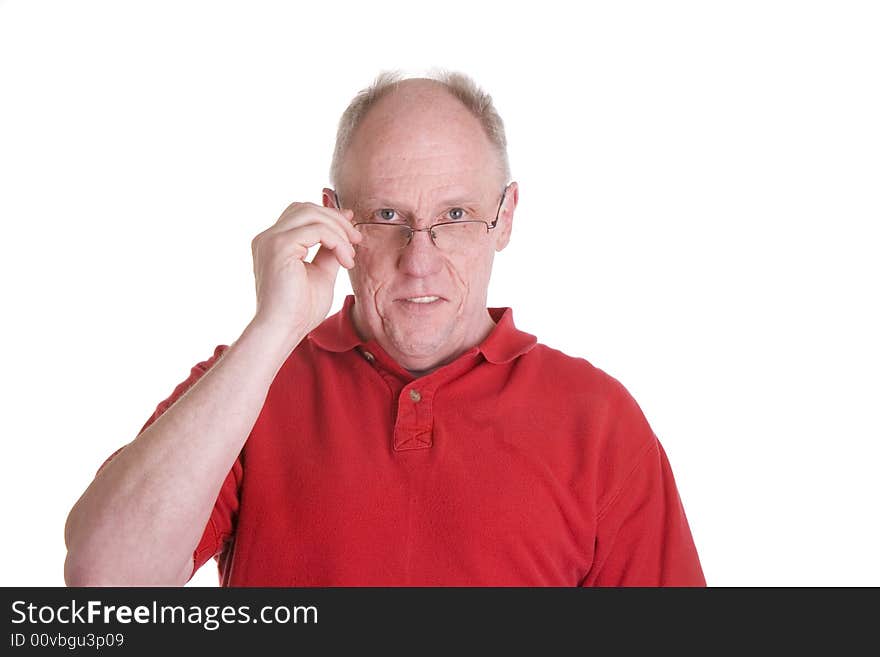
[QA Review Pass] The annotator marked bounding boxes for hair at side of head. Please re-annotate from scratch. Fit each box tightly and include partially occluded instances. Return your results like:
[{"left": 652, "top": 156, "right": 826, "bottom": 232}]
[{"left": 329, "top": 69, "right": 511, "bottom": 190}]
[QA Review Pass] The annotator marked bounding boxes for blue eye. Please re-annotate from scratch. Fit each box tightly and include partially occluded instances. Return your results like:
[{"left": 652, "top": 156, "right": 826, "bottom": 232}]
[
  {"left": 378, "top": 209, "right": 397, "bottom": 221},
  {"left": 448, "top": 208, "right": 465, "bottom": 220}
]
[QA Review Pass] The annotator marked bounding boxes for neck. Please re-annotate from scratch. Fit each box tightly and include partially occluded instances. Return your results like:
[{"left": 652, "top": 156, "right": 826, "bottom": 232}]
[{"left": 351, "top": 304, "right": 497, "bottom": 376}]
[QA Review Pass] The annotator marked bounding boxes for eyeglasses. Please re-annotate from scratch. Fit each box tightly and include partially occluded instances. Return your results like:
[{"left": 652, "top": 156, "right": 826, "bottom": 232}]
[{"left": 333, "top": 186, "right": 509, "bottom": 254}]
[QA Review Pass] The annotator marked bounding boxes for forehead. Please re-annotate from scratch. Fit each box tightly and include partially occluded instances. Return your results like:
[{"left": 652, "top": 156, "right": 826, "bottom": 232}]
[{"left": 341, "top": 82, "right": 501, "bottom": 202}]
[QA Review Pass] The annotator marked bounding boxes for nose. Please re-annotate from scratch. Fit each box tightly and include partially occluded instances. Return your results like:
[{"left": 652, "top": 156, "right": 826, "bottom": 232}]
[{"left": 397, "top": 228, "right": 444, "bottom": 277}]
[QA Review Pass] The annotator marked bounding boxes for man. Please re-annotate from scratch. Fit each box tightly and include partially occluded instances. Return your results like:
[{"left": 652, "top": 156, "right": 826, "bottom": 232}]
[{"left": 64, "top": 71, "right": 705, "bottom": 586}]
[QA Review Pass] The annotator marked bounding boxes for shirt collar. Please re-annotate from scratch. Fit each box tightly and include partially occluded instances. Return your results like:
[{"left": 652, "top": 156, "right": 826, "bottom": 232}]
[
  {"left": 307, "top": 294, "right": 363, "bottom": 353},
  {"left": 308, "top": 294, "right": 537, "bottom": 364}
]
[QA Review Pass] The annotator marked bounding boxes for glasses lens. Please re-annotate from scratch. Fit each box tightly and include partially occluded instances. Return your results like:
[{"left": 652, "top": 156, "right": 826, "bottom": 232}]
[
  {"left": 431, "top": 221, "right": 487, "bottom": 252},
  {"left": 356, "top": 224, "right": 411, "bottom": 251}
]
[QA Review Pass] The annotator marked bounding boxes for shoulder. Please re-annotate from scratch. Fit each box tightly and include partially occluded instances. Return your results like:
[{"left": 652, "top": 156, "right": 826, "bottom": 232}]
[
  {"left": 516, "top": 342, "right": 660, "bottom": 480},
  {"left": 518, "top": 342, "right": 638, "bottom": 412}
]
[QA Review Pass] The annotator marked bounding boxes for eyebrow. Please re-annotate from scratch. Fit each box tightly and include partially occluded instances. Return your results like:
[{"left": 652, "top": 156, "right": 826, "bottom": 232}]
[{"left": 356, "top": 197, "right": 482, "bottom": 211}]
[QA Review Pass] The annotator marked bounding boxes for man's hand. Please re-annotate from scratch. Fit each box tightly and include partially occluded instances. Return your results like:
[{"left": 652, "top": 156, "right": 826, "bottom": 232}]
[{"left": 250, "top": 201, "right": 362, "bottom": 347}]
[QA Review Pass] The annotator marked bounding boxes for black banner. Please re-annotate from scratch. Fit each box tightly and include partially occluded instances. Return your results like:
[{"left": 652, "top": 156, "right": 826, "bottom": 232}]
[{"left": 1, "top": 587, "right": 872, "bottom": 652}]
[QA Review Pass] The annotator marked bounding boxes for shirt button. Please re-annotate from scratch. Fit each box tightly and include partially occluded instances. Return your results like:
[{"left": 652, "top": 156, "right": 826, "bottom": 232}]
[
  {"left": 362, "top": 350, "right": 375, "bottom": 363},
  {"left": 409, "top": 389, "right": 422, "bottom": 402}
]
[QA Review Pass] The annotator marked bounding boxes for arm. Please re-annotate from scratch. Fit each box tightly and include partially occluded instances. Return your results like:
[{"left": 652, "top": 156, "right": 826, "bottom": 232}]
[
  {"left": 63, "top": 319, "right": 302, "bottom": 586},
  {"left": 577, "top": 377, "right": 705, "bottom": 587},
  {"left": 63, "top": 201, "right": 362, "bottom": 586},
  {"left": 582, "top": 438, "right": 706, "bottom": 587}
]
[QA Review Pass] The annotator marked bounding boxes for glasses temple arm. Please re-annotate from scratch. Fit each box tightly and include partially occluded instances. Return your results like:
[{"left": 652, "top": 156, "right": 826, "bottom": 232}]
[{"left": 490, "top": 184, "right": 510, "bottom": 229}]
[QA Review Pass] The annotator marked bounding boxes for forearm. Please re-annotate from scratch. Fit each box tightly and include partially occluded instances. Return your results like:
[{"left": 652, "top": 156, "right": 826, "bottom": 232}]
[{"left": 64, "top": 319, "right": 302, "bottom": 586}]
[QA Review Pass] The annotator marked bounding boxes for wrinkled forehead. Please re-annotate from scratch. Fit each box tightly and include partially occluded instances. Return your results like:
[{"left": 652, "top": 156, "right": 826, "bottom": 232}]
[{"left": 339, "top": 88, "right": 502, "bottom": 203}]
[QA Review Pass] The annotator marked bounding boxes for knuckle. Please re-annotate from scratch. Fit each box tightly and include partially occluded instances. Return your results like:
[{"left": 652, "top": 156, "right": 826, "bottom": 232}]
[{"left": 279, "top": 201, "right": 304, "bottom": 219}]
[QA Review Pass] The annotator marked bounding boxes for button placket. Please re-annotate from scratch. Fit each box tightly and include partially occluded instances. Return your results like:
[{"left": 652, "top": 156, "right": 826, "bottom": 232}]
[
  {"left": 394, "top": 384, "right": 434, "bottom": 451},
  {"left": 389, "top": 352, "right": 481, "bottom": 453}
]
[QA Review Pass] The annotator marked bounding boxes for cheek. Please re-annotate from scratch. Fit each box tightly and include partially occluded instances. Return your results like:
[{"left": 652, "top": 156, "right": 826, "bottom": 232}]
[
  {"left": 350, "top": 252, "right": 390, "bottom": 296},
  {"left": 458, "top": 252, "right": 494, "bottom": 292}
]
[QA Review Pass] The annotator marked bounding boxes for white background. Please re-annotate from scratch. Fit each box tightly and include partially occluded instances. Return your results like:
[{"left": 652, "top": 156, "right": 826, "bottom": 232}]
[{"left": 1, "top": 0, "right": 877, "bottom": 587}]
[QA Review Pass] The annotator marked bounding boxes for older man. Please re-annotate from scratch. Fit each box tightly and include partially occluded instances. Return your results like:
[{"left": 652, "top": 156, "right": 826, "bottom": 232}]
[{"left": 64, "top": 72, "right": 705, "bottom": 586}]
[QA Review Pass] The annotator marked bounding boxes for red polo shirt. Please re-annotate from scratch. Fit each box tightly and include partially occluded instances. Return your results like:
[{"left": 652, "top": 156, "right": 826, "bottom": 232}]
[{"left": 119, "top": 295, "right": 704, "bottom": 586}]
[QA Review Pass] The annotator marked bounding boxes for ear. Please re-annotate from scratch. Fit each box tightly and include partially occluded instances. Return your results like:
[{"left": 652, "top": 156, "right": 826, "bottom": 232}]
[
  {"left": 322, "top": 187, "right": 339, "bottom": 209},
  {"left": 494, "top": 181, "right": 518, "bottom": 252}
]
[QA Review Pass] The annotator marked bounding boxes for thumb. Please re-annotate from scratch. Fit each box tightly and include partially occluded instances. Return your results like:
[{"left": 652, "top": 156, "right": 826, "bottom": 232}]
[{"left": 310, "top": 243, "right": 343, "bottom": 281}]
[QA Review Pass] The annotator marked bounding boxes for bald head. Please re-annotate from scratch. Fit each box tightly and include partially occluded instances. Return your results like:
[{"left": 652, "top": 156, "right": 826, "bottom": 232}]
[
  {"left": 330, "top": 71, "right": 510, "bottom": 195},
  {"left": 336, "top": 79, "right": 504, "bottom": 198}
]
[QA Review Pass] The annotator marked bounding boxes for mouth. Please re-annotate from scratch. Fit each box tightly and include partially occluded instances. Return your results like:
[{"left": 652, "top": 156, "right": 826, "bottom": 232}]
[
  {"left": 395, "top": 295, "right": 446, "bottom": 310},
  {"left": 402, "top": 295, "right": 441, "bottom": 304}
]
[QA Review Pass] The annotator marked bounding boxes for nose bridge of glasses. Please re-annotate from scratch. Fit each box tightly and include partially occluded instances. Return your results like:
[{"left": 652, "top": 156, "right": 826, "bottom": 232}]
[{"left": 405, "top": 225, "right": 439, "bottom": 248}]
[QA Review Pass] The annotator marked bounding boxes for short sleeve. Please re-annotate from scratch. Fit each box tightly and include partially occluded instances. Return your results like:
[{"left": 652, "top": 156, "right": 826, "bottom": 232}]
[
  {"left": 133, "top": 345, "right": 231, "bottom": 439},
  {"left": 97, "top": 344, "right": 242, "bottom": 582},
  {"left": 581, "top": 384, "right": 706, "bottom": 587}
]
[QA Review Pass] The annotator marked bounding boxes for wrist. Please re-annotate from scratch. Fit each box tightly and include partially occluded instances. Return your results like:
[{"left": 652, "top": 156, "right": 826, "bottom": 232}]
[{"left": 240, "top": 317, "right": 308, "bottom": 363}]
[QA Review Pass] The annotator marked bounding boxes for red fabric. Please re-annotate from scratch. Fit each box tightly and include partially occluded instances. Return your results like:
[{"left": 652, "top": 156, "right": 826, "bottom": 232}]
[{"left": 110, "top": 295, "right": 705, "bottom": 586}]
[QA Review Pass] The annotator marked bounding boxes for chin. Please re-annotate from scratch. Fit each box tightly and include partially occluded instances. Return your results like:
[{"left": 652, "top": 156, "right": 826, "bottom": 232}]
[
  {"left": 392, "top": 334, "right": 450, "bottom": 360},
  {"left": 387, "top": 326, "right": 457, "bottom": 363}
]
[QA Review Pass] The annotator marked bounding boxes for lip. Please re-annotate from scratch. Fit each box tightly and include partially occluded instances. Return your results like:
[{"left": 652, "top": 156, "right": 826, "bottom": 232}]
[
  {"left": 393, "top": 296, "right": 447, "bottom": 313},
  {"left": 394, "top": 294, "right": 447, "bottom": 302}
]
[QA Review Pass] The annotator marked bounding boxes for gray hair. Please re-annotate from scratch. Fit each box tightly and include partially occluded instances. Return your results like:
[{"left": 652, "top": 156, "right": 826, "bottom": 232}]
[{"left": 329, "top": 69, "right": 511, "bottom": 188}]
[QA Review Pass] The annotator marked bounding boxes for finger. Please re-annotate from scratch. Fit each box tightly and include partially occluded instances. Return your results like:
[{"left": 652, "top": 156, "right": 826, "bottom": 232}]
[
  {"left": 310, "top": 243, "right": 344, "bottom": 280},
  {"left": 273, "top": 210, "right": 361, "bottom": 249},
  {"left": 327, "top": 206, "right": 363, "bottom": 243},
  {"left": 320, "top": 239, "right": 356, "bottom": 269},
  {"left": 278, "top": 223, "right": 356, "bottom": 269},
  {"left": 312, "top": 206, "right": 363, "bottom": 244},
  {"left": 271, "top": 220, "right": 353, "bottom": 257},
  {"left": 272, "top": 203, "right": 362, "bottom": 244}
]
